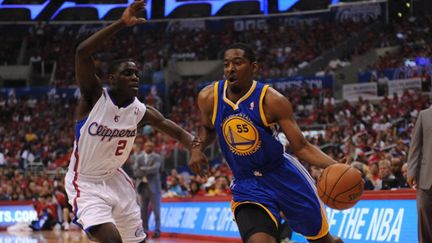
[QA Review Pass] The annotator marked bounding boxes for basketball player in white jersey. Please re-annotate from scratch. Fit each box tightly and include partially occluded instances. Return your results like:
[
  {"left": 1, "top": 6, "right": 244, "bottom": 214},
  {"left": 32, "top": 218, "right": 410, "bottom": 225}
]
[{"left": 65, "top": 1, "right": 195, "bottom": 242}]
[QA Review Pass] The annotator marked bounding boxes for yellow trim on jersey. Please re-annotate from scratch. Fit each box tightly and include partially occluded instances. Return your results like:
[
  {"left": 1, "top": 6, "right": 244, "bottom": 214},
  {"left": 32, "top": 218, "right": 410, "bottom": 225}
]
[
  {"left": 231, "top": 200, "right": 278, "bottom": 229},
  {"left": 305, "top": 206, "right": 330, "bottom": 240},
  {"left": 211, "top": 81, "right": 219, "bottom": 125},
  {"left": 259, "top": 85, "right": 276, "bottom": 127},
  {"left": 223, "top": 80, "right": 257, "bottom": 110}
]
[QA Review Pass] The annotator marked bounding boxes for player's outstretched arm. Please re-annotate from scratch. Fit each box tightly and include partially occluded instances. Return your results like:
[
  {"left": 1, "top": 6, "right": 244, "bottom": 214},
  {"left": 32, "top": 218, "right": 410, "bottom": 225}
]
[
  {"left": 188, "top": 85, "right": 217, "bottom": 176},
  {"left": 75, "top": 0, "right": 146, "bottom": 104},
  {"left": 263, "top": 87, "right": 337, "bottom": 168},
  {"left": 139, "top": 106, "right": 194, "bottom": 150}
]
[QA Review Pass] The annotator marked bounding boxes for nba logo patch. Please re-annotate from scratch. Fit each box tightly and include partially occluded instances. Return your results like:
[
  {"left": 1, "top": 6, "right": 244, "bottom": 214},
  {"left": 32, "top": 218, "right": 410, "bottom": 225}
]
[{"left": 249, "top": 101, "right": 254, "bottom": 110}]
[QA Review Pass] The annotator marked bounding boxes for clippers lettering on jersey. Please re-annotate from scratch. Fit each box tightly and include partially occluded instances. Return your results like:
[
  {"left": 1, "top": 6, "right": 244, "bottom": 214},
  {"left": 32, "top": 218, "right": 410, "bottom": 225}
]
[
  {"left": 88, "top": 122, "right": 136, "bottom": 141},
  {"left": 222, "top": 114, "right": 261, "bottom": 156}
]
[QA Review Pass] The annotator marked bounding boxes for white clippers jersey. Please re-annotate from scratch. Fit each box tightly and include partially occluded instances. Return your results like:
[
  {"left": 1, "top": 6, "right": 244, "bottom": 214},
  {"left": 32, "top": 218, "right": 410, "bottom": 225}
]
[{"left": 68, "top": 88, "right": 146, "bottom": 180}]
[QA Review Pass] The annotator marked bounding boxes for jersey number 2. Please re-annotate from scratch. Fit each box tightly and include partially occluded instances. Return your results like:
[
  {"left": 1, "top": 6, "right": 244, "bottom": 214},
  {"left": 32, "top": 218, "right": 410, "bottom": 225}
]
[{"left": 115, "top": 140, "right": 127, "bottom": 156}]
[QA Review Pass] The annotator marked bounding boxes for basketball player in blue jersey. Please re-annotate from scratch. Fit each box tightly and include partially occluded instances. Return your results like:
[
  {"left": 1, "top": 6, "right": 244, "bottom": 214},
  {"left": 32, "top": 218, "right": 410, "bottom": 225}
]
[
  {"left": 189, "top": 43, "right": 342, "bottom": 243},
  {"left": 67, "top": 1, "right": 195, "bottom": 242}
]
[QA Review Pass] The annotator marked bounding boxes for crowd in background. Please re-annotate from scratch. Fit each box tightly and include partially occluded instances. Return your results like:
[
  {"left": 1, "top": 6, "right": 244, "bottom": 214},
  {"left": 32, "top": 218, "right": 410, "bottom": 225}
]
[
  {"left": 0, "top": 18, "right": 370, "bottom": 86},
  {"left": 365, "top": 15, "right": 432, "bottom": 81},
  {"left": 0, "top": 81, "right": 428, "bottom": 202},
  {"left": 0, "top": 10, "right": 431, "bottom": 232},
  {"left": 311, "top": 15, "right": 432, "bottom": 83}
]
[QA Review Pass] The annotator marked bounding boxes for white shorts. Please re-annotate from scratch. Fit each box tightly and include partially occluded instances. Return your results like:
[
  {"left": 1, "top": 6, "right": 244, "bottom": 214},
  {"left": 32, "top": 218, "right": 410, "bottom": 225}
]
[{"left": 65, "top": 169, "right": 146, "bottom": 243}]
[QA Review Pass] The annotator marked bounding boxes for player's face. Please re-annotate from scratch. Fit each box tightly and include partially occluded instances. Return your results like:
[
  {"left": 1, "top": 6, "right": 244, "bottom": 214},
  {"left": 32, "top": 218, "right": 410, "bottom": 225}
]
[
  {"left": 223, "top": 49, "right": 257, "bottom": 94},
  {"left": 112, "top": 61, "right": 140, "bottom": 97}
]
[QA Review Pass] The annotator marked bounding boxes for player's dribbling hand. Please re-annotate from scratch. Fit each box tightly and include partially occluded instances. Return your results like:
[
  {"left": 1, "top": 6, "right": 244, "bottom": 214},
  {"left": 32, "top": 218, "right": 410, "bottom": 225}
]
[
  {"left": 188, "top": 149, "right": 210, "bottom": 177},
  {"left": 121, "top": 0, "right": 147, "bottom": 26}
]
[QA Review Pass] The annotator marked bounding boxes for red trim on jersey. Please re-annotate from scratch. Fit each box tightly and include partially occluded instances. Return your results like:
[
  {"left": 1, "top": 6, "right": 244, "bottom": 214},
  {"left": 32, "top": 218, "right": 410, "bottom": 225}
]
[
  {"left": 72, "top": 145, "right": 81, "bottom": 221},
  {"left": 117, "top": 168, "right": 135, "bottom": 188}
]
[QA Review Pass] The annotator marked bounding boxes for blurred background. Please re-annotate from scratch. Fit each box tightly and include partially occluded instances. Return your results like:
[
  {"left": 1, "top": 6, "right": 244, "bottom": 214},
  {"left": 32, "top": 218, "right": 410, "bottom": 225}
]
[{"left": 0, "top": 0, "right": 431, "bottom": 242}]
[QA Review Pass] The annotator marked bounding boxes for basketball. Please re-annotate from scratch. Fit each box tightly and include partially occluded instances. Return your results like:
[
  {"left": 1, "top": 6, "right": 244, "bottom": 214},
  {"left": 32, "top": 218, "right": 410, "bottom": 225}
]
[{"left": 317, "top": 163, "right": 364, "bottom": 210}]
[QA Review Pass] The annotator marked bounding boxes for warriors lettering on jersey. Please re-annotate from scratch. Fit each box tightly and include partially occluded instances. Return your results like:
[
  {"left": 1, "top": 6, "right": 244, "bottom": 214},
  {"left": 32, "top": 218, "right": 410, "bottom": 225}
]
[
  {"left": 88, "top": 122, "right": 136, "bottom": 141},
  {"left": 222, "top": 113, "right": 261, "bottom": 156}
]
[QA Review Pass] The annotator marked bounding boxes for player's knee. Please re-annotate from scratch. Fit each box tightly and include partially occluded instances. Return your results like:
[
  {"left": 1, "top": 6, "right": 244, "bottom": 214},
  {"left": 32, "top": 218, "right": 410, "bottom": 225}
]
[
  {"left": 88, "top": 231, "right": 123, "bottom": 243},
  {"left": 87, "top": 223, "right": 123, "bottom": 243},
  {"left": 246, "top": 232, "right": 277, "bottom": 243},
  {"left": 309, "top": 233, "right": 341, "bottom": 243},
  {"left": 235, "top": 204, "right": 279, "bottom": 242}
]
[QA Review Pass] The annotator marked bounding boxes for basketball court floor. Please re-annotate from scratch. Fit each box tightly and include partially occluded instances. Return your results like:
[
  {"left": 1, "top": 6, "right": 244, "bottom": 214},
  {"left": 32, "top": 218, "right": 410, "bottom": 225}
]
[{"left": 0, "top": 231, "right": 225, "bottom": 243}]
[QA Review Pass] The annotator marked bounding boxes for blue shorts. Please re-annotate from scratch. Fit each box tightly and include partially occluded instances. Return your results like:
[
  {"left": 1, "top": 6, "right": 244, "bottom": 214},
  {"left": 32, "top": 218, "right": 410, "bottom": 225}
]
[{"left": 230, "top": 155, "right": 329, "bottom": 240}]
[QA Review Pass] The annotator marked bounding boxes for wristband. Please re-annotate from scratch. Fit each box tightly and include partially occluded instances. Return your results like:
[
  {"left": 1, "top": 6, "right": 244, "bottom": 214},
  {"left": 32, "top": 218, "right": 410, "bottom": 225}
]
[{"left": 191, "top": 137, "right": 203, "bottom": 149}]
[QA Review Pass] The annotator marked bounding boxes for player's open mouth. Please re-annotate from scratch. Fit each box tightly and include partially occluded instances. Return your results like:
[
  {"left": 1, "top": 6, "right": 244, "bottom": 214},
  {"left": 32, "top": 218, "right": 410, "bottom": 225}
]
[
  {"left": 130, "top": 82, "right": 139, "bottom": 91},
  {"left": 228, "top": 78, "right": 238, "bottom": 83}
]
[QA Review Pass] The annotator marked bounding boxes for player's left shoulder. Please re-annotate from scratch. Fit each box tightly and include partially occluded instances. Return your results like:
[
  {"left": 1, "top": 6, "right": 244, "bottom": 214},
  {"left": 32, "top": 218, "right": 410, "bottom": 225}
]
[
  {"left": 134, "top": 98, "right": 147, "bottom": 110},
  {"left": 262, "top": 86, "right": 288, "bottom": 105},
  {"left": 261, "top": 86, "right": 293, "bottom": 120}
]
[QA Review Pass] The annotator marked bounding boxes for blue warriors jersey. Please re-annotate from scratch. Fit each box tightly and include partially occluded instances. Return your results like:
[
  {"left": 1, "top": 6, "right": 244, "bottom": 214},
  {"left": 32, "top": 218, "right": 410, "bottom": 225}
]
[
  {"left": 212, "top": 80, "right": 285, "bottom": 178},
  {"left": 212, "top": 80, "right": 329, "bottom": 240}
]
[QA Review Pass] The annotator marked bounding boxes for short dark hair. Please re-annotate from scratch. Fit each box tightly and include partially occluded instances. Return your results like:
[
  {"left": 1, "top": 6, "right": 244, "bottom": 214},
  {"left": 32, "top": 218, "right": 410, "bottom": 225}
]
[
  {"left": 108, "top": 58, "right": 136, "bottom": 75},
  {"left": 225, "top": 43, "right": 256, "bottom": 62}
]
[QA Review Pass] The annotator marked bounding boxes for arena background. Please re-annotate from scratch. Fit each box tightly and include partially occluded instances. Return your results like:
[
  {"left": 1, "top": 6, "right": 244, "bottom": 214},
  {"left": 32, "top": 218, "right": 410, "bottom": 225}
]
[{"left": 0, "top": 0, "right": 431, "bottom": 242}]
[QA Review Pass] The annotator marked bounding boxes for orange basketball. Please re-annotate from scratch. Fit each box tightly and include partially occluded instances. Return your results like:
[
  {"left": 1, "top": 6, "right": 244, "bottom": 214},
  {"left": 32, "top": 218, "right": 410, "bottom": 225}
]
[{"left": 317, "top": 163, "right": 364, "bottom": 210}]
